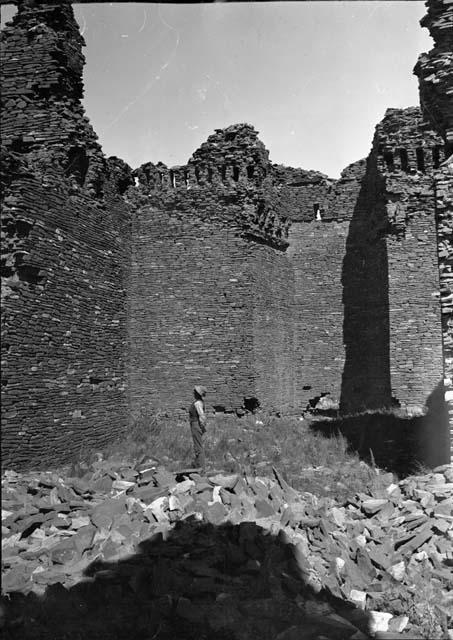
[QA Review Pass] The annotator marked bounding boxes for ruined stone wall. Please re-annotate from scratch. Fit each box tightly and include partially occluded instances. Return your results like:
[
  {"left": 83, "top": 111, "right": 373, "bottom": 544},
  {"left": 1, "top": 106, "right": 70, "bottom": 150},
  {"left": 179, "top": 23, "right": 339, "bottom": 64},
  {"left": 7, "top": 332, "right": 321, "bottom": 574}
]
[
  {"left": 128, "top": 129, "right": 293, "bottom": 416},
  {"left": 376, "top": 109, "right": 445, "bottom": 410},
  {"left": 415, "top": 0, "right": 453, "bottom": 460},
  {"left": 287, "top": 220, "right": 349, "bottom": 412},
  {"left": 325, "top": 160, "right": 367, "bottom": 222},
  {"left": 269, "top": 166, "right": 333, "bottom": 223},
  {"left": 434, "top": 164, "right": 453, "bottom": 457},
  {"left": 130, "top": 207, "right": 254, "bottom": 415},
  {"left": 414, "top": 0, "right": 453, "bottom": 153},
  {"left": 340, "top": 107, "right": 445, "bottom": 421},
  {"left": 1, "top": 1, "right": 131, "bottom": 469},
  {"left": 2, "top": 0, "right": 450, "bottom": 470},
  {"left": 251, "top": 244, "right": 295, "bottom": 414},
  {"left": 271, "top": 160, "right": 365, "bottom": 415},
  {"left": 129, "top": 199, "right": 294, "bottom": 416},
  {"left": 2, "top": 163, "right": 130, "bottom": 469},
  {"left": 340, "top": 149, "right": 392, "bottom": 413}
]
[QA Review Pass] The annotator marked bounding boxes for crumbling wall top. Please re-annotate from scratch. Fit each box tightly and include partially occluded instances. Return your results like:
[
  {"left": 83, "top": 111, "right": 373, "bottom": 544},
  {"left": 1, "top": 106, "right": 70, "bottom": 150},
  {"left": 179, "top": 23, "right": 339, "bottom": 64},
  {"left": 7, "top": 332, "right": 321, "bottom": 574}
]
[
  {"left": 188, "top": 123, "right": 269, "bottom": 184},
  {"left": 376, "top": 107, "right": 442, "bottom": 150},
  {"left": 414, "top": 0, "right": 453, "bottom": 150},
  {"left": 0, "top": 0, "right": 106, "bottom": 196}
]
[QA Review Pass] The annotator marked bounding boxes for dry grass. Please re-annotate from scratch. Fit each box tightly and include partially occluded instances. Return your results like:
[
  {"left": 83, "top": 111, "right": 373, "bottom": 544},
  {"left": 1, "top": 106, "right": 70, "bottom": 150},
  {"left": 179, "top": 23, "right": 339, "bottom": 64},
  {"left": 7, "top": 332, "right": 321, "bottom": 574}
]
[{"left": 88, "top": 409, "right": 391, "bottom": 502}]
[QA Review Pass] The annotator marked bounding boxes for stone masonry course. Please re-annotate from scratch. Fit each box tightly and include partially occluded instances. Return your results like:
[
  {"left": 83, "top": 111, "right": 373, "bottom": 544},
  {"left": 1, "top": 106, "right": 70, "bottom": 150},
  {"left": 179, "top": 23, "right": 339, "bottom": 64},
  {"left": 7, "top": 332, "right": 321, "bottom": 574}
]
[{"left": 1, "top": 0, "right": 452, "bottom": 468}]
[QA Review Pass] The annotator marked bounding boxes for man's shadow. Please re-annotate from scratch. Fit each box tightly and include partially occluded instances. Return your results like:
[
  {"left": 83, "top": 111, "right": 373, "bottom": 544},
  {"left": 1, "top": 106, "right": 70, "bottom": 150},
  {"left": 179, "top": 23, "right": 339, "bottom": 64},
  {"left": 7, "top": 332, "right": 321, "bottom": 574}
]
[{"left": 3, "top": 517, "right": 373, "bottom": 640}]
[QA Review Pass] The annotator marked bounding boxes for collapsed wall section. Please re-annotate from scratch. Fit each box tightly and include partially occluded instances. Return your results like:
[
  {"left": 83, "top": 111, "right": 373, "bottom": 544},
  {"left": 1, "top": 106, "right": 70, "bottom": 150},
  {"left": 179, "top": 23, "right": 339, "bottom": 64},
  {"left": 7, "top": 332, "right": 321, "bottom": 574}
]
[{"left": 1, "top": 1, "right": 131, "bottom": 469}]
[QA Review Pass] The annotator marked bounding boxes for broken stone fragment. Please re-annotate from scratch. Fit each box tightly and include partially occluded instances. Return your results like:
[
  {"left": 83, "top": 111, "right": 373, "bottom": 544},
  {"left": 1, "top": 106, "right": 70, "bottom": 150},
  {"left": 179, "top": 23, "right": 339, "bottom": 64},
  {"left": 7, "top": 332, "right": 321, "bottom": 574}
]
[
  {"left": 369, "top": 611, "right": 393, "bottom": 634},
  {"left": 70, "top": 515, "right": 90, "bottom": 529},
  {"left": 205, "top": 501, "right": 227, "bottom": 525},
  {"left": 388, "top": 615, "right": 409, "bottom": 632},
  {"left": 348, "top": 589, "right": 367, "bottom": 609},
  {"left": 111, "top": 479, "right": 135, "bottom": 491},
  {"left": 90, "top": 511, "right": 112, "bottom": 533},
  {"left": 145, "top": 496, "right": 169, "bottom": 523},
  {"left": 50, "top": 538, "right": 76, "bottom": 565},
  {"left": 255, "top": 498, "right": 275, "bottom": 518},
  {"left": 92, "top": 475, "right": 113, "bottom": 492},
  {"left": 171, "top": 478, "right": 195, "bottom": 494},
  {"left": 387, "top": 561, "right": 405, "bottom": 582},
  {"left": 72, "top": 524, "right": 96, "bottom": 555},
  {"left": 361, "top": 499, "right": 389, "bottom": 515},
  {"left": 208, "top": 473, "right": 239, "bottom": 489}
]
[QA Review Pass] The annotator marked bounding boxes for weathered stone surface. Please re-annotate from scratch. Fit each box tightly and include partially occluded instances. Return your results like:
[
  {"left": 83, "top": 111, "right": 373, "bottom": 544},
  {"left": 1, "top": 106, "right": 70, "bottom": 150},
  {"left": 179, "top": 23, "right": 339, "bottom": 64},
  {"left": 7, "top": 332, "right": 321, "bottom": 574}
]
[
  {"left": 414, "top": 0, "right": 453, "bottom": 465},
  {"left": 1, "top": 461, "right": 452, "bottom": 638},
  {"left": 1, "top": 0, "right": 131, "bottom": 469},
  {"left": 1, "top": 0, "right": 452, "bottom": 469}
]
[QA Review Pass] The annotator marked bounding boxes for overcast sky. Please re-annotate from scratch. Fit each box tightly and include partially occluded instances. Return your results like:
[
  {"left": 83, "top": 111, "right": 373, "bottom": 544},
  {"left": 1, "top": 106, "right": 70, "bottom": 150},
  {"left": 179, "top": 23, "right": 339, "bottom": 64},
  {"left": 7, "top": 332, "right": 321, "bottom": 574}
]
[{"left": 2, "top": 2, "right": 432, "bottom": 178}]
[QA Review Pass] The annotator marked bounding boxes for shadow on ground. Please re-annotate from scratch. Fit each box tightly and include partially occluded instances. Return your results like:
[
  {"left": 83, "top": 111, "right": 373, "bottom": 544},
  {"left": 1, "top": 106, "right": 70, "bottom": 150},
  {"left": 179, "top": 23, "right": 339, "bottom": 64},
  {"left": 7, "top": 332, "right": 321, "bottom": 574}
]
[
  {"left": 310, "top": 381, "right": 450, "bottom": 477},
  {"left": 2, "top": 518, "right": 372, "bottom": 640}
]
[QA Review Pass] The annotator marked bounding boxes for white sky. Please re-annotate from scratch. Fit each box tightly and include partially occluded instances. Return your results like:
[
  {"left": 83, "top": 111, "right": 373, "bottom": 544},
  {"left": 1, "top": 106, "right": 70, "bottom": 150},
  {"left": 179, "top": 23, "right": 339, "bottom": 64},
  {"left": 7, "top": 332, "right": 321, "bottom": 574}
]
[{"left": 1, "top": 2, "right": 432, "bottom": 178}]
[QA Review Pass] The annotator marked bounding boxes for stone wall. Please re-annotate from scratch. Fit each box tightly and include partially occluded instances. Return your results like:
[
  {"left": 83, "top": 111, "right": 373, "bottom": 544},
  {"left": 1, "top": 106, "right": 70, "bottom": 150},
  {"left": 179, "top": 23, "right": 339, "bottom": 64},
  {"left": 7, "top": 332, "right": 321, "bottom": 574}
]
[
  {"left": 433, "top": 166, "right": 453, "bottom": 460},
  {"left": 128, "top": 130, "right": 294, "bottom": 417},
  {"left": 269, "top": 165, "right": 333, "bottom": 223},
  {"left": 250, "top": 243, "right": 295, "bottom": 414},
  {"left": 414, "top": 0, "right": 453, "bottom": 460},
  {"left": 2, "top": 0, "right": 451, "bottom": 469},
  {"left": 341, "top": 107, "right": 446, "bottom": 419},
  {"left": 377, "top": 108, "right": 445, "bottom": 411},
  {"left": 1, "top": 1, "right": 131, "bottom": 468},
  {"left": 286, "top": 220, "right": 349, "bottom": 412},
  {"left": 130, "top": 201, "right": 294, "bottom": 416},
  {"left": 414, "top": 0, "right": 453, "bottom": 153}
]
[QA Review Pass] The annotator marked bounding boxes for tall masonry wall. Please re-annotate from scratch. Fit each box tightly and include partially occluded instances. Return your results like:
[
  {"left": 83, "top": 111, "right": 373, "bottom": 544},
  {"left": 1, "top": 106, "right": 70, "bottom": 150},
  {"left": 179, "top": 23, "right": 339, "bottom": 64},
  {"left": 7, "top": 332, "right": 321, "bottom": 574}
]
[
  {"left": 285, "top": 160, "right": 366, "bottom": 412},
  {"left": 1, "top": 0, "right": 451, "bottom": 469},
  {"left": 128, "top": 126, "right": 294, "bottom": 417},
  {"left": 376, "top": 109, "right": 445, "bottom": 410},
  {"left": 287, "top": 221, "right": 349, "bottom": 412},
  {"left": 251, "top": 242, "right": 295, "bottom": 415},
  {"left": 415, "top": 0, "right": 453, "bottom": 460},
  {"left": 1, "top": 1, "right": 131, "bottom": 468},
  {"left": 341, "top": 107, "right": 446, "bottom": 422}
]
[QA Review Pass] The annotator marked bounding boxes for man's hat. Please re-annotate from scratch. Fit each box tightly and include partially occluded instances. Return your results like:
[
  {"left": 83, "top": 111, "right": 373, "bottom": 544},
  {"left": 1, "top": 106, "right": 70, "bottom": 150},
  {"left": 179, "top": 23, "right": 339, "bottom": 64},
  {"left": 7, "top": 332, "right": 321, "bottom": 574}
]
[{"left": 194, "top": 385, "right": 207, "bottom": 397}]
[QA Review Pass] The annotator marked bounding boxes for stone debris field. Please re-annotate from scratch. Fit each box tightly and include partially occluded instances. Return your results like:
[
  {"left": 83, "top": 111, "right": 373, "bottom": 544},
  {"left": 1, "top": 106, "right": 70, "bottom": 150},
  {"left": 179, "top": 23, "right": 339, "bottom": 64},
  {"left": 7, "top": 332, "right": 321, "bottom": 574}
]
[
  {"left": 1, "top": 0, "right": 453, "bottom": 638},
  {"left": 2, "top": 458, "right": 452, "bottom": 639}
]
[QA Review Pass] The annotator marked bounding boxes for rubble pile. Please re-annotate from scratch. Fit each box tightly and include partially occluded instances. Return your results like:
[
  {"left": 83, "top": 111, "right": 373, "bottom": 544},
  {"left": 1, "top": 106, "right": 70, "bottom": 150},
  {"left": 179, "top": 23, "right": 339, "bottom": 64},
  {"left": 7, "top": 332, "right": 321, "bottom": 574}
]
[{"left": 2, "top": 459, "right": 452, "bottom": 638}]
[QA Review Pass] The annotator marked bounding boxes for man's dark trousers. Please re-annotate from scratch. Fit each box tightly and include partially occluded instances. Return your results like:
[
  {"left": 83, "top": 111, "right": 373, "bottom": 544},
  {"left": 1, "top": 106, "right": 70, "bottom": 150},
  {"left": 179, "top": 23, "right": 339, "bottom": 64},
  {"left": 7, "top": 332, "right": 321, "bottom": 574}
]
[{"left": 190, "top": 421, "right": 205, "bottom": 470}]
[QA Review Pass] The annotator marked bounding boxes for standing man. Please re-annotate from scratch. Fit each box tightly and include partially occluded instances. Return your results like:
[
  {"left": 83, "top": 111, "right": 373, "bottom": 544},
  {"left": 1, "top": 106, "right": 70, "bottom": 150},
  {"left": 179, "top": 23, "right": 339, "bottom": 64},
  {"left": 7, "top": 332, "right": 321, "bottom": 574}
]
[{"left": 189, "top": 385, "right": 207, "bottom": 471}]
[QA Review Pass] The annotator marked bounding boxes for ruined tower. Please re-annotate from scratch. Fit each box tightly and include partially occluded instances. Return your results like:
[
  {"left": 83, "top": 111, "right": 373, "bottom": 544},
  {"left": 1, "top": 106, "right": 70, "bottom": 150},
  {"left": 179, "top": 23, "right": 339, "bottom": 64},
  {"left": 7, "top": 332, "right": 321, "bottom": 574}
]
[{"left": 1, "top": 1, "right": 131, "bottom": 467}]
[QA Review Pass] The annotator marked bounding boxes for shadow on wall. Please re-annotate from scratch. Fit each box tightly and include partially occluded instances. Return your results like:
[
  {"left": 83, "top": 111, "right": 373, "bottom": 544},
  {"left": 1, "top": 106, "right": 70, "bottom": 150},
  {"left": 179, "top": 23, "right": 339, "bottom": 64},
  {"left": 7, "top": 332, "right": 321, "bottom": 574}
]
[
  {"left": 310, "top": 380, "right": 450, "bottom": 476},
  {"left": 340, "top": 152, "right": 392, "bottom": 413},
  {"left": 2, "top": 519, "right": 374, "bottom": 640}
]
